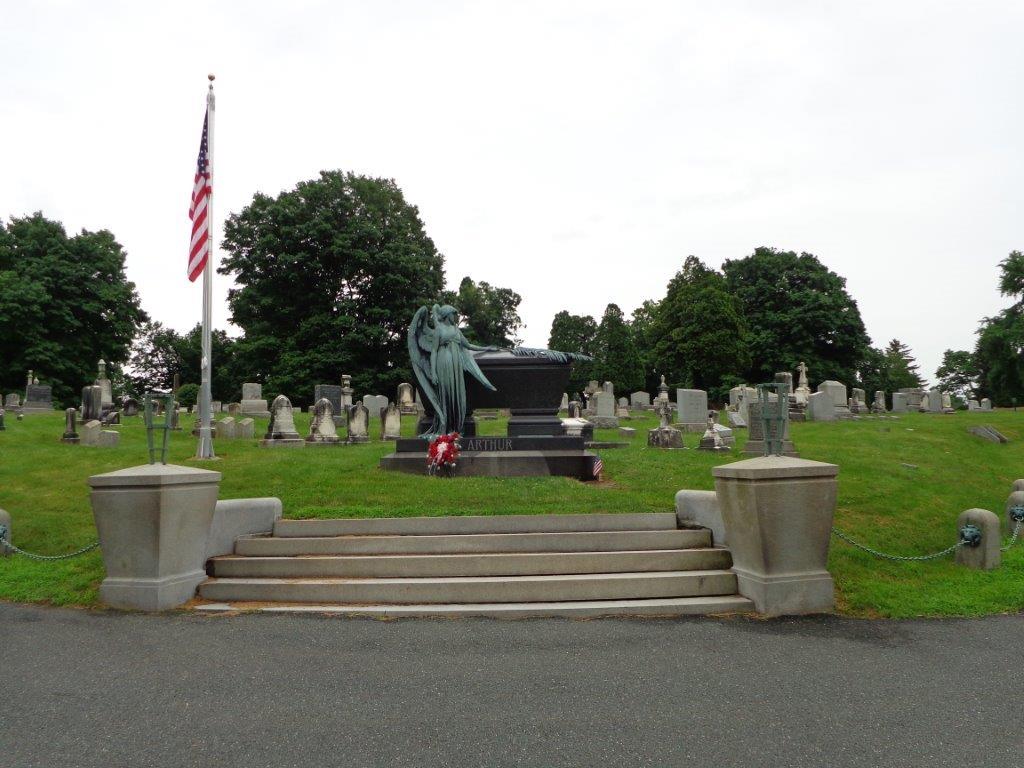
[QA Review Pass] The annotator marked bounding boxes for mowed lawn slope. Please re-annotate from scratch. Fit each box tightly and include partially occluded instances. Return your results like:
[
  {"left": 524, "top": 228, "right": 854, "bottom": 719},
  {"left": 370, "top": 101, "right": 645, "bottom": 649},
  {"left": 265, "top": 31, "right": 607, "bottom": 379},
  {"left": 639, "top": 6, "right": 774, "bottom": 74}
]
[{"left": 0, "top": 409, "right": 1022, "bottom": 617}]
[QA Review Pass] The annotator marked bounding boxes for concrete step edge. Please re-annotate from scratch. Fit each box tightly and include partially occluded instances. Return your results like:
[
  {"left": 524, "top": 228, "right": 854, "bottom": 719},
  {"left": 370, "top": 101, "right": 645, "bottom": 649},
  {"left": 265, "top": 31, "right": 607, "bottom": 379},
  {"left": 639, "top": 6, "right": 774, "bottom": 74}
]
[
  {"left": 274, "top": 512, "right": 678, "bottom": 537},
  {"left": 193, "top": 595, "right": 756, "bottom": 618},
  {"left": 203, "top": 569, "right": 734, "bottom": 586}
]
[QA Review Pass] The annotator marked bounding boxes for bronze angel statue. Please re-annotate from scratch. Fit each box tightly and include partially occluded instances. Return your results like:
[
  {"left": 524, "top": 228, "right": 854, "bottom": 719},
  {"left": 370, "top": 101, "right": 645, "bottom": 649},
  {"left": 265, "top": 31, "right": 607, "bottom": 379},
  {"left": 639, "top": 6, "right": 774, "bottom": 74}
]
[
  {"left": 408, "top": 304, "right": 593, "bottom": 439},
  {"left": 408, "top": 304, "right": 500, "bottom": 438}
]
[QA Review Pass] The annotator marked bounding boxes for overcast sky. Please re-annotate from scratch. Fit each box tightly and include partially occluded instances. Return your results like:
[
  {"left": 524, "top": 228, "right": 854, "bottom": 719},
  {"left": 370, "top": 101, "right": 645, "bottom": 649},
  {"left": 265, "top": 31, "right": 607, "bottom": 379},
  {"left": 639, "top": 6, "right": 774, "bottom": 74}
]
[{"left": 3, "top": 1, "right": 1022, "bottom": 385}]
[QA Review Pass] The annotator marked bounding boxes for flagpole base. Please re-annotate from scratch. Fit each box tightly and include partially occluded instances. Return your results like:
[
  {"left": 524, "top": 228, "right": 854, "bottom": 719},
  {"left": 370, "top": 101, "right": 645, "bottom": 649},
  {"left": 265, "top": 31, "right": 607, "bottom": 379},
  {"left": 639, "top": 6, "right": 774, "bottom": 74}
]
[{"left": 194, "top": 429, "right": 217, "bottom": 460}]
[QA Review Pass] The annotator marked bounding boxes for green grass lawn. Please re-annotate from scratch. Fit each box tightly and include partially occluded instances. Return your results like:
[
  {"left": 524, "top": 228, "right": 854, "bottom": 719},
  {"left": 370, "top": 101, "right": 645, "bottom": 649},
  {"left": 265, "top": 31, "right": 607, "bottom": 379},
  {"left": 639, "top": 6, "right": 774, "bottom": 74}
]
[{"left": 1, "top": 408, "right": 1022, "bottom": 617}]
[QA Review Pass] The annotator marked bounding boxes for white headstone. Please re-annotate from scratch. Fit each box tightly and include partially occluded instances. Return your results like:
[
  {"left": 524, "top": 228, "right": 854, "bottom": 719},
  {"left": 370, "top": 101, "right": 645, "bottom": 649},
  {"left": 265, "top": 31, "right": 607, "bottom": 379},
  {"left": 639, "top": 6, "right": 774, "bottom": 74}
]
[
  {"left": 307, "top": 398, "right": 341, "bottom": 443},
  {"left": 629, "top": 391, "right": 650, "bottom": 409},
  {"left": 215, "top": 417, "right": 236, "bottom": 439},
  {"left": 381, "top": 402, "right": 402, "bottom": 440},
  {"left": 347, "top": 403, "right": 370, "bottom": 443},
  {"left": 362, "top": 394, "right": 389, "bottom": 418},
  {"left": 80, "top": 420, "right": 101, "bottom": 445},
  {"left": 676, "top": 389, "right": 708, "bottom": 427},
  {"left": 237, "top": 417, "right": 255, "bottom": 439},
  {"left": 807, "top": 391, "right": 835, "bottom": 422},
  {"left": 818, "top": 381, "right": 848, "bottom": 409},
  {"left": 891, "top": 392, "right": 908, "bottom": 413}
]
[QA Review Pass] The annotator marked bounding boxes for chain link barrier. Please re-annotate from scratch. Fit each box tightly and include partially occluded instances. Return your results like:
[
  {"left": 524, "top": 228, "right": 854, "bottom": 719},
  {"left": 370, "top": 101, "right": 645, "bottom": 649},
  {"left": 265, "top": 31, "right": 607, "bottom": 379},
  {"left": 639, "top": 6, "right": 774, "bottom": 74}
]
[
  {"left": 0, "top": 531, "right": 100, "bottom": 561},
  {"left": 831, "top": 528, "right": 966, "bottom": 562},
  {"left": 1001, "top": 520, "right": 1022, "bottom": 552}
]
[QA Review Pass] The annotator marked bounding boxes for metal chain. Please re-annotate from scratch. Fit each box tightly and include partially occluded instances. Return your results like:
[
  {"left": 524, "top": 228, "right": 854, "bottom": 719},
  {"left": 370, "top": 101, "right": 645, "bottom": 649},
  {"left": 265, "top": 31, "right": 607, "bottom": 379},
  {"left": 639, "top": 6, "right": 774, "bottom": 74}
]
[
  {"left": 0, "top": 534, "right": 100, "bottom": 561},
  {"left": 1001, "top": 520, "right": 1022, "bottom": 552},
  {"left": 831, "top": 528, "right": 964, "bottom": 561}
]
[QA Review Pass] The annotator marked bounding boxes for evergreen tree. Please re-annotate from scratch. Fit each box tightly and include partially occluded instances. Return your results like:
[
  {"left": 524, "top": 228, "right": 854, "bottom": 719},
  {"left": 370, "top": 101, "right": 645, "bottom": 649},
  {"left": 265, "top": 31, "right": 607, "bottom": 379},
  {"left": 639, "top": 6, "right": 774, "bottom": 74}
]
[
  {"left": 882, "top": 339, "right": 926, "bottom": 389},
  {"left": 593, "top": 303, "right": 644, "bottom": 394},
  {"left": 973, "top": 251, "right": 1024, "bottom": 406},
  {"left": 650, "top": 256, "right": 748, "bottom": 396},
  {"left": 935, "top": 349, "right": 980, "bottom": 401}
]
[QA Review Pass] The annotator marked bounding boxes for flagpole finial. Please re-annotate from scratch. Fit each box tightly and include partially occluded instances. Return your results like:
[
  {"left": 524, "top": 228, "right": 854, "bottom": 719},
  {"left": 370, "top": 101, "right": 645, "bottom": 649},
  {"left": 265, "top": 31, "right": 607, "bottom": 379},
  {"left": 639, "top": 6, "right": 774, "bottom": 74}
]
[{"left": 208, "top": 73, "right": 215, "bottom": 89}]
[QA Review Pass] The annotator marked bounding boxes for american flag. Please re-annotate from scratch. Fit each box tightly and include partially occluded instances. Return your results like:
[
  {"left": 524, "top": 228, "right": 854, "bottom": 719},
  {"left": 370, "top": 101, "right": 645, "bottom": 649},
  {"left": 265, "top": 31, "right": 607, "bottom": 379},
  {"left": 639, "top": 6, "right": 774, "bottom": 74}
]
[
  {"left": 591, "top": 455, "right": 604, "bottom": 480},
  {"left": 187, "top": 109, "right": 212, "bottom": 282}
]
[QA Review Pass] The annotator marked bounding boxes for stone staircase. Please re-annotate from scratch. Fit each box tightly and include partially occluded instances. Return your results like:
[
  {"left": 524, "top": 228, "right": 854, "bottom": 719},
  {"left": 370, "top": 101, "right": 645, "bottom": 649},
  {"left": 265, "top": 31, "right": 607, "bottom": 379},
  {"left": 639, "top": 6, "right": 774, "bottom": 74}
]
[{"left": 196, "top": 512, "right": 754, "bottom": 618}]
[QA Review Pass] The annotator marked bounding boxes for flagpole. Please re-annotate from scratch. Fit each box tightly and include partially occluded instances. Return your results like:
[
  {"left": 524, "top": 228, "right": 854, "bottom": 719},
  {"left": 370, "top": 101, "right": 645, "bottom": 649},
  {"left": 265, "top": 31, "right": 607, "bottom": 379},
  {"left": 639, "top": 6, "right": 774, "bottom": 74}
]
[{"left": 196, "top": 73, "right": 217, "bottom": 460}]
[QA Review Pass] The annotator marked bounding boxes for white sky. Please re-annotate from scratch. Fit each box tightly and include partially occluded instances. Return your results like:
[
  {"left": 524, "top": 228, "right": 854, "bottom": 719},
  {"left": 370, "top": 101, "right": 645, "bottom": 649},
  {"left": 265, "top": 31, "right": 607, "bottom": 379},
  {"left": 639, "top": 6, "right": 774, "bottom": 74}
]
[{"left": 3, "top": 1, "right": 1022, "bottom": 385}]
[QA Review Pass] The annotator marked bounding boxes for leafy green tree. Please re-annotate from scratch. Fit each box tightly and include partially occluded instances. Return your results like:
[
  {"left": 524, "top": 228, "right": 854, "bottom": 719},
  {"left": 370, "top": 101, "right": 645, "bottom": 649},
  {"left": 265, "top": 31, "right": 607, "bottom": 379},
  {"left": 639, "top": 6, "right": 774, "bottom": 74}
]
[
  {"left": 935, "top": 349, "right": 980, "bottom": 401},
  {"left": 128, "top": 322, "right": 239, "bottom": 402},
  {"left": 442, "top": 276, "right": 522, "bottom": 347},
  {"left": 593, "top": 303, "right": 644, "bottom": 393},
  {"left": 972, "top": 252, "right": 1024, "bottom": 406},
  {"left": 548, "top": 310, "right": 597, "bottom": 395},
  {"left": 220, "top": 171, "right": 445, "bottom": 399},
  {"left": 629, "top": 300, "right": 662, "bottom": 394},
  {"left": 650, "top": 256, "right": 748, "bottom": 396},
  {"left": 0, "top": 213, "right": 147, "bottom": 405},
  {"left": 722, "top": 247, "right": 869, "bottom": 386}
]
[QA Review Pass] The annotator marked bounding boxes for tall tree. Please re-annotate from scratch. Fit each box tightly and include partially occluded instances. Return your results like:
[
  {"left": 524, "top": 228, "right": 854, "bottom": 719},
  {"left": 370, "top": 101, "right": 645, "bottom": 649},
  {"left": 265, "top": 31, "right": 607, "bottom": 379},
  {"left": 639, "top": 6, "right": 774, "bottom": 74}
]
[
  {"left": 974, "top": 251, "right": 1024, "bottom": 406},
  {"left": 722, "top": 247, "right": 870, "bottom": 386},
  {"left": 128, "top": 322, "right": 239, "bottom": 402},
  {"left": 649, "top": 256, "right": 748, "bottom": 397},
  {"left": 629, "top": 300, "right": 663, "bottom": 394},
  {"left": 0, "top": 213, "right": 147, "bottom": 405},
  {"left": 548, "top": 311, "right": 597, "bottom": 395},
  {"left": 859, "top": 339, "right": 927, "bottom": 396},
  {"left": 593, "top": 303, "right": 644, "bottom": 394},
  {"left": 935, "top": 349, "right": 980, "bottom": 401},
  {"left": 441, "top": 276, "right": 523, "bottom": 347},
  {"left": 220, "top": 171, "right": 445, "bottom": 400}
]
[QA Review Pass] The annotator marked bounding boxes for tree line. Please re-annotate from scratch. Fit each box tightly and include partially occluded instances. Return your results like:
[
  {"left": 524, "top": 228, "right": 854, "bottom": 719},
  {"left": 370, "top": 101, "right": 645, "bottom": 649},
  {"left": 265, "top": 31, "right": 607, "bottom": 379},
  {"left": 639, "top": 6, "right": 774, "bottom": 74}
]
[{"left": 1, "top": 170, "right": 1019, "bottom": 407}]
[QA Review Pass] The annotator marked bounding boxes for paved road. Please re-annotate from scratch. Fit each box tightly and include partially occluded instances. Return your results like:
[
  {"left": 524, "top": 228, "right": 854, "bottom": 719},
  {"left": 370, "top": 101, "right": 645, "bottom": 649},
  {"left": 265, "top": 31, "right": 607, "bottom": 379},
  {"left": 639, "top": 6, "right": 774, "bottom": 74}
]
[{"left": 2, "top": 604, "right": 1023, "bottom": 768}]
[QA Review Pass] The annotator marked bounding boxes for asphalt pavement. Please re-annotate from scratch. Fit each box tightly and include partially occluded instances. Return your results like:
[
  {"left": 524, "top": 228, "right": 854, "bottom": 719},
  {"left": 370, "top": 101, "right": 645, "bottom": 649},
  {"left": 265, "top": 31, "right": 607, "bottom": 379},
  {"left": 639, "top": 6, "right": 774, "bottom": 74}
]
[{"left": 2, "top": 603, "right": 1023, "bottom": 768}]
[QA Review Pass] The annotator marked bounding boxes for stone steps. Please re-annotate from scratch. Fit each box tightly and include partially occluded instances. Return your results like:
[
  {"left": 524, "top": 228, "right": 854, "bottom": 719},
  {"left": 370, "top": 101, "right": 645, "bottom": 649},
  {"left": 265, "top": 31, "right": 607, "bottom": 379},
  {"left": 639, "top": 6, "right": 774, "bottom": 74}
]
[
  {"left": 234, "top": 529, "right": 710, "bottom": 556},
  {"left": 197, "top": 512, "right": 753, "bottom": 618},
  {"left": 198, "top": 570, "right": 739, "bottom": 604},
  {"left": 195, "top": 595, "right": 754, "bottom": 618},
  {"left": 210, "top": 548, "right": 732, "bottom": 579},
  {"left": 272, "top": 511, "right": 677, "bottom": 537}
]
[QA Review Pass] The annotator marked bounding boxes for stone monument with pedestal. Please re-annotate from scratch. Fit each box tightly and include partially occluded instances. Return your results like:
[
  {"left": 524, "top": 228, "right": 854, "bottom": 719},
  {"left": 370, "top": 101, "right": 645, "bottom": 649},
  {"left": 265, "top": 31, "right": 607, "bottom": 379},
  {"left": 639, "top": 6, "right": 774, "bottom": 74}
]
[
  {"left": 713, "top": 456, "right": 839, "bottom": 615},
  {"left": 240, "top": 383, "right": 271, "bottom": 418},
  {"left": 22, "top": 371, "right": 54, "bottom": 414}
]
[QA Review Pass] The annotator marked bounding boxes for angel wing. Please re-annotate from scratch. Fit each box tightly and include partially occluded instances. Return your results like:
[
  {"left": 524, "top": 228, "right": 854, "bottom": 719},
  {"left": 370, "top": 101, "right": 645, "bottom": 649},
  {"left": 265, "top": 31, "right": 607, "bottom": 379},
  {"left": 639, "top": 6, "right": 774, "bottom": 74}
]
[{"left": 407, "top": 306, "right": 444, "bottom": 419}]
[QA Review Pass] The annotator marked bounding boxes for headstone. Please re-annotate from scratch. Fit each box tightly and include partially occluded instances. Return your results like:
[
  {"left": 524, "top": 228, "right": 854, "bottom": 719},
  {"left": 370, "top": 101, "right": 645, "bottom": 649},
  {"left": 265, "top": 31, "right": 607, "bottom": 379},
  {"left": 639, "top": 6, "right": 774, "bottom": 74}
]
[
  {"left": 927, "top": 388, "right": 943, "bottom": 413},
  {"left": 80, "top": 420, "right": 102, "bottom": 446},
  {"left": 340, "top": 375, "right": 354, "bottom": 409},
  {"left": 794, "top": 361, "right": 811, "bottom": 404},
  {"left": 211, "top": 400, "right": 222, "bottom": 413},
  {"left": 617, "top": 397, "right": 628, "bottom": 407},
  {"left": 619, "top": 426, "right": 636, "bottom": 438},
  {"left": 850, "top": 388, "right": 868, "bottom": 414},
  {"left": 362, "top": 394, "right": 389, "bottom": 419},
  {"left": 891, "top": 392, "right": 909, "bottom": 413},
  {"left": 97, "top": 430, "right": 120, "bottom": 448},
  {"left": 103, "top": 410, "right": 122, "bottom": 427},
  {"left": 215, "top": 417, "right": 236, "bottom": 439},
  {"left": 615, "top": 405, "right": 630, "bottom": 419},
  {"left": 676, "top": 389, "right": 708, "bottom": 431},
  {"left": 807, "top": 391, "right": 835, "bottom": 422},
  {"left": 567, "top": 401, "right": 582, "bottom": 419},
  {"left": 81, "top": 385, "right": 103, "bottom": 423},
  {"left": 0, "top": 409, "right": 5, "bottom": 431},
  {"left": 871, "top": 391, "right": 887, "bottom": 414},
  {"left": 981, "top": 398, "right": 993, "bottom": 411},
  {"left": 630, "top": 391, "right": 650, "bottom": 409},
  {"left": 307, "top": 398, "right": 341, "bottom": 444},
  {"left": 727, "top": 410, "right": 747, "bottom": 429},
  {"left": 397, "top": 383, "right": 417, "bottom": 414},
  {"left": 713, "top": 422, "right": 735, "bottom": 447},
  {"left": 647, "top": 403, "right": 683, "bottom": 449},
  {"left": 560, "top": 393, "right": 569, "bottom": 411},
  {"left": 590, "top": 391, "right": 619, "bottom": 428},
  {"left": 942, "top": 392, "right": 955, "bottom": 413},
  {"left": 347, "top": 403, "right": 370, "bottom": 443},
  {"left": 968, "top": 425, "right": 1008, "bottom": 444},
  {"left": 96, "top": 359, "right": 113, "bottom": 409},
  {"left": 697, "top": 413, "right": 729, "bottom": 452},
  {"left": 968, "top": 399, "right": 980, "bottom": 411},
  {"left": 62, "top": 408, "right": 79, "bottom": 443},
  {"left": 899, "top": 387, "right": 925, "bottom": 409},
  {"left": 22, "top": 379, "right": 54, "bottom": 413},
  {"left": 818, "top": 380, "right": 848, "bottom": 410},
  {"left": 602, "top": 381, "right": 614, "bottom": 395},
  {"left": 728, "top": 385, "right": 758, "bottom": 423},
  {"left": 585, "top": 380, "right": 600, "bottom": 397},
  {"left": 240, "top": 383, "right": 271, "bottom": 418},
  {"left": 261, "top": 395, "right": 303, "bottom": 446},
  {"left": 227, "top": 402, "right": 241, "bottom": 417},
  {"left": 237, "top": 418, "right": 255, "bottom": 439},
  {"left": 744, "top": 400, "right": 798, "bottom": 456},
  {"left": 123, "top": 398, "right": 139, "bottom": 417},
  {"left": 5, "top": 393, "right": 20, "bottom": 409},
  {"left": 314, "top": 384, "right": 343, "bottom": 417},
  {"left": 381, "top": 402, "right": 402, "bottom": 440}
]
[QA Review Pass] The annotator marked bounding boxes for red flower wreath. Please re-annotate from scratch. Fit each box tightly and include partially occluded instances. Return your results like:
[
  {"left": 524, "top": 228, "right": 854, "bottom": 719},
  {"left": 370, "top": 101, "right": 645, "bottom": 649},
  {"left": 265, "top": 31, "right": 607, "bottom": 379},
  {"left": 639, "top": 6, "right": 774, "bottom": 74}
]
[{"left": 427, "top": 432, "right": 461, "bottom": 476}]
